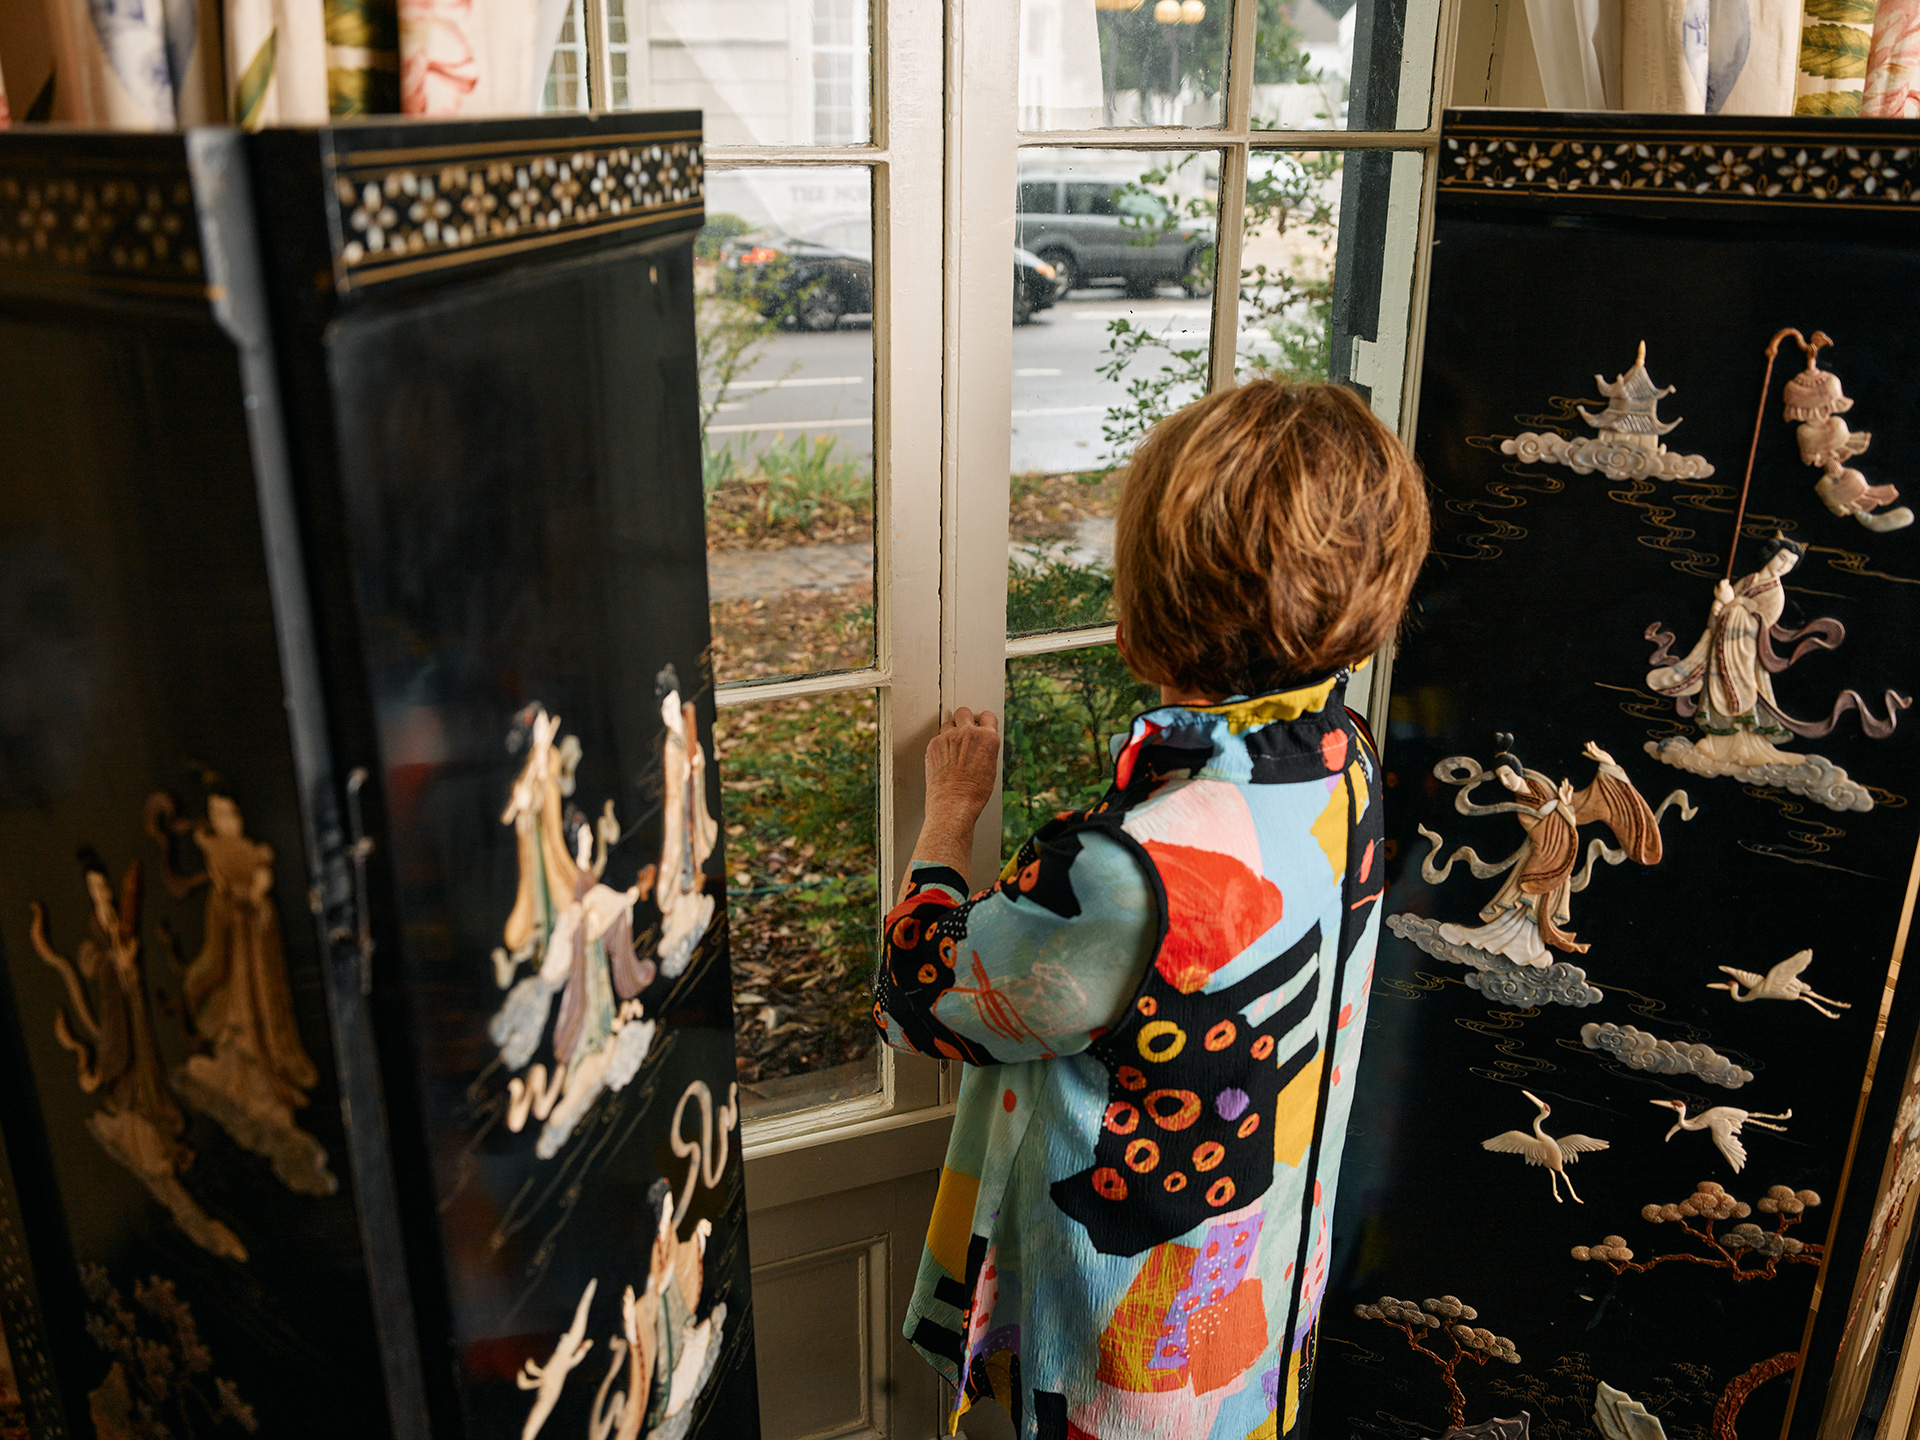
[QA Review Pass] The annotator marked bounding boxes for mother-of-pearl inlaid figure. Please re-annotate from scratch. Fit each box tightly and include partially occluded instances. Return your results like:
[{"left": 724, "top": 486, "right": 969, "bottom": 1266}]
[
  {"left": 1709, "top": 949, "right": 1851, "bottom": 1018},
  {"left": 1650, "top": 1098, "right": 1791, "bottom": 1174},
  {"left": 1481, "top": 1090, "right": 1610, "bottom": 1203}
]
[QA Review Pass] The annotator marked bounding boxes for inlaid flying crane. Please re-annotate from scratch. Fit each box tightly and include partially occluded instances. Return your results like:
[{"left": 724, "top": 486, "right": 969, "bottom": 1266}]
[
  {"left": 1649, "top": 1098, "right": 1791, "bottom": 1173},
  {"left": 1481, "top": 1090, "right": 1610, "bottom": 1203},
  {"left": 1708, "top": 949, "right": 1850, "bottom": 1018}
]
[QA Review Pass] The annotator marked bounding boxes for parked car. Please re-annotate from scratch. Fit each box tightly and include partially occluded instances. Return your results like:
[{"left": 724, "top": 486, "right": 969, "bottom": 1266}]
[
  {"left": 719, "top": 215, "right": 873, "bottom": 331},
  {"left": 721, "top": 217, "right": 1064, "bottom": 329},
  {"left": 1016, "top": 172, "right": 1215, "bottom": 297},
  {"left": 1015, "top": 245, "right": 1062, "bottom": 324}
]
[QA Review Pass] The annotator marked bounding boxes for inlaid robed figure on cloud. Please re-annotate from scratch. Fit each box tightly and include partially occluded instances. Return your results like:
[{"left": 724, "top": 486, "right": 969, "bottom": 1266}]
[
  {"left": 1389, "top": 737, "right": 1695, "bottom": 1007},
  {"left": 487, "top": 668, "right": 721, "bottom": 1161},
  {"left": 518, "top": 1177, "right": 731, "bottom": 1440},
  {"left": 147, "top": 789, "right": 337, "bottom": 1198},
  {"left": 1644, "top": 534, "right": 1910, "bottom": 812},
  {"left": 26, "top": 778, "right": 342, "bottom": 1262},
  {"left": 29, "top": 852, "right": 245, "bottom": 1260}
]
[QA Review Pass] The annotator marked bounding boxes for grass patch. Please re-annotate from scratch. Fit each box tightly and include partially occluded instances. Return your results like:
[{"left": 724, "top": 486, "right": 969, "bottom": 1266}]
[{"left": 705, "top": 433, "right": 874, "bottom": 552}]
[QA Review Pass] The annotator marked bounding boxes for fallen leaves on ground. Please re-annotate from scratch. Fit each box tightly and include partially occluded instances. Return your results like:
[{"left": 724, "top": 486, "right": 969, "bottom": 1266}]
[
  {"left": 1010, "top": 470, "right": 1120, "bottom": 544},
  {"left": 709, "top": 584, "right": 871, "bottom": 685},
  {"left": 713, "top": 691, "right": 880, "bottom": 1088}
]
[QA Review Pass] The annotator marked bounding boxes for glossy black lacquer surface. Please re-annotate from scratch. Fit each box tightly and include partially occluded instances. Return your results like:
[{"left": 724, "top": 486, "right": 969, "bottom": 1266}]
[
  {"left": 0, "top": 113, "right": 751, "bottom": 1440},
  {"left": 1315, "top": 113, "right": 1920, "bottom": 1440},
  {"left": 0, "top": 135, "right": 390, "bottom": 1437},
  {"left": 317, "top": 236, "right": 756, "bottom": 1440}
]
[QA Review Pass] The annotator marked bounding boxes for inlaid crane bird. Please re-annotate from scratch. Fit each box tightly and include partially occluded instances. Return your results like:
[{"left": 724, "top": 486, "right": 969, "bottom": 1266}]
[
  {"left": 1708, "top": 949, "right": 1851, "bottom": 1018},
  {"left": 1650, "top": 1099, "right": 1791, "bottom": 1174},
  {"left": 1481, "top": 1090, "right": 1610, "bottom": 1203}
]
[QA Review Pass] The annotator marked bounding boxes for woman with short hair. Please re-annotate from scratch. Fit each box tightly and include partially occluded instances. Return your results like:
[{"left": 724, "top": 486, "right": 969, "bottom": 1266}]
[{"left": 873, "top": 379, "right": 1430, "bottom": 1440}]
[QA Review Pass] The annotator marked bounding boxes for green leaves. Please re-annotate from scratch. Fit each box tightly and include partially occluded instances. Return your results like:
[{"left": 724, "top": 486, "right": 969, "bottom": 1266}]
[
  {"left": 1802, "top": 0, "right": 1877, "bottom": 23},
  {"left": 1799, "top": 22, "right": 1873, "bottom": 80},
  {"left": 1007, "top": 549, "right": 1115, "bottom": 636},
  {"left": 1003, "top": 645, "right": 1156, "bottom": 863},
  {"left": 1794, "top": 87, "right": 1866, "bottom": 114}
]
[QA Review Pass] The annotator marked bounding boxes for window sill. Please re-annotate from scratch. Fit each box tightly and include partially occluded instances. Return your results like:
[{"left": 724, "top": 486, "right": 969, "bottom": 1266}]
[{"left": 743, "top": 1101, "right": 957, "bottom": 1213}]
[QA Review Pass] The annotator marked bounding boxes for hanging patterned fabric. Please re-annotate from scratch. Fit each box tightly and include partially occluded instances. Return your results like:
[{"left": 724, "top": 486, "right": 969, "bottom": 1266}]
[
  {"left": 42, "top": 0, "right": 180, "bottom": 126},
  {"left": 1793, "top": 0, "right": 1881, "bottom": 113},
  {"left": 35, "top": 0, "right": 316, "bottom": 124},
  {"left": 397, "top": 1, "right": 573, "bottom": 117},
  {"left": 1533, "top": 0, "right": 1801, "bottom": 113},
  {"left": 325, "top": 0, "right": 401, "bottom": 115},
  {"left": 11, "top": 0, "right": 562, "bottom": 126},
  {"left": 1619, "top": 0, "right": 1711, "bottom": 111},
  {"left": 225, "top": 0, "right": 330, "bottom": 127},
  {"left": 1862, "top": 0, "right": 1920, "bottom": 112},
  {"left": 1714, "top": 0, "right": 1805, "bottom": 112},
  {"left": 399, "top": 0, "right": 480, "bottom": 114}
]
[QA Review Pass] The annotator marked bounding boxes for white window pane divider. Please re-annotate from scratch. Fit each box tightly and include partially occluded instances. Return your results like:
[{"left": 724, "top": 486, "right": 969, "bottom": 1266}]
[
  {"left": 730, "top": 0, "right": 1466, "bottom": 1145},
  {"left": 733, "top": 0, "right": 949, "bottom": 1152},
  {"left": 997, "top": 0, "right": 1463, "bottom": 743},
  {"left": 1020, "top": 126, "right": 1433, "bottom": 147},
  {"left": 1005, "top": 624, "right": 1118, "bottom": 659},
  {"left": 945, "top": 0, "right": 1022, "bottom": 900},
  {"left": 715, "top": 669, "right": 890, "bottom": 707},
  {"left": 701, "top": 145, "right": 889, "bottom": 164}
]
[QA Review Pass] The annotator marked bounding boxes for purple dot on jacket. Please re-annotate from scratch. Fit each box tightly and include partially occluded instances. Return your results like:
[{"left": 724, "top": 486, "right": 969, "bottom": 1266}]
[{"left": 1215, "top": 1088, "right": 1250, "bottom": 1121}]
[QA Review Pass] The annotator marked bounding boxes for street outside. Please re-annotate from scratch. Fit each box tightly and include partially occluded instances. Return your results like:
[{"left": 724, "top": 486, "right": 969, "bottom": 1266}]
[{"left": 705, "top": 285, "right": 1227, "bottom": 477}]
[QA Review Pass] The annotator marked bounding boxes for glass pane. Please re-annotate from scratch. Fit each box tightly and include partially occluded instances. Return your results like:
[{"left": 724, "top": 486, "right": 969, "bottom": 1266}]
[
  {"left": 1232, "top": 149, "right": 1344, "bottom": 385},
  {"left": 1009, "top": 149, "right": 1217, "bottom": 637},
  {"left": 1240, "top": 148, "right": 1423, "bottom": 410},
  {"left": 605, "top": 0, "right": 872, "bottom": 145},
  {"left": 699, "top": 167, "right": 876, "bottom": 684},
  {"left": 1000, "top": 647, "right": 1158, "bottom": 862},
  {"left": 1252, "top": 0, "right": 1442, "bottom": 130},
  {"left": 715, "top": 689, "right": 881, "bottom": 1121},
  {"left": 607, "top": 0, "right": 633, "bottom": 110},
  {"left": 1019, "top": 0, "right": 1229, "bottom": 129},
  {"left": 539, "top": 0, "right": 589, "bottom": 113}
]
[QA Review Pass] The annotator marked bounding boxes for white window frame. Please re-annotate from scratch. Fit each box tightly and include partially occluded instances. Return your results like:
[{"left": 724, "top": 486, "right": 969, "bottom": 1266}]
[
  {"left": 540, "top": 0, "right": 592, "bottom": 113},
  {"left": 564, "top": 0, "right": 1460, "bottom": 1157},
  {"left": 948, "top": 0, "right": 1457, "bottom": 862}
]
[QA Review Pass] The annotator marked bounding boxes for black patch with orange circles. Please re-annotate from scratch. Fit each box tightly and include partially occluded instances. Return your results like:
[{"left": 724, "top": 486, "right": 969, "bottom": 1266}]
[{"left": 1050, "top": 921, "right": 1324, "bottom": 1256}]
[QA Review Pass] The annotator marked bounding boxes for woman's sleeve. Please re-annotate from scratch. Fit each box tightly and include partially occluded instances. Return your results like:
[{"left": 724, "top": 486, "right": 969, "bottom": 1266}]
[{"left": 871, "top": 824, "right": 1159, "bottom": 1065}]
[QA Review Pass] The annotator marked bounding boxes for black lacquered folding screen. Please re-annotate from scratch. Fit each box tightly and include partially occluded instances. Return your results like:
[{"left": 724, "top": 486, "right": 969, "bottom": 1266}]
[
  {"left": 0, "top": 115, "right": 757, "bottom": 1440},
  {"left": 1318, "top": 112, "right": 1920, "bottom": 1440}
]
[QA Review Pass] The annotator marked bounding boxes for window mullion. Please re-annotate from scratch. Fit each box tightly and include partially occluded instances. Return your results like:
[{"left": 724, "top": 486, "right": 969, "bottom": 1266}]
[
  {"left": 1209, "top": 143, "right": 1247, "bottom": 392},
  {"left": 1224, "top": 0, "right": 1259, "bottom": 132},
  {"left": 942, "top": 0, "right": 1019, "bottom": 885},
  {"left": 704, "top": 146, "right": 891, "bottom": 164},
  {"left": 881, "top": 0, "right": 949, "bottom": 1114},
  {"left": 582, "top": 0, "right": 609, "bottom": 110},
  {"left": 1394, "top": 0, "right": 1454, "bottom": 130},
  {"left": 1015, "top": 127, "right": 1247, "bottom": 147},
  {"left": 1246, "top": 129, "right": 1441, "bottom": 149}
]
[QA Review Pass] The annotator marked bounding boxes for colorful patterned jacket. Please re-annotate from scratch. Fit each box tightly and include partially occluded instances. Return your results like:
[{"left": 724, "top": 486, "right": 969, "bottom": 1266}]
[{"left": 873, "top": 674, "right": 1384, "bottom": 1440}]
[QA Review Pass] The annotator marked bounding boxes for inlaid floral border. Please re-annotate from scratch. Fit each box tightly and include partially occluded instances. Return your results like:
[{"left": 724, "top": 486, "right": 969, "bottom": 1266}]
[
  {"left": 326, "top": 135, "right": 704, "bottom": 291},
  {"left": 1439, "top": 130, "right": 1920, "bottom": 207},
  {"left": 0, "top": 160, "right": 207, "bottom": 296}
]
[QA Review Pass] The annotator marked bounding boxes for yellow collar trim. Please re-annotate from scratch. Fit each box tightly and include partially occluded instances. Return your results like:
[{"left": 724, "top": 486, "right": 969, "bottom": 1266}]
[{"left": 1187, "top": 674, "right": 1341, "bottom": 735}]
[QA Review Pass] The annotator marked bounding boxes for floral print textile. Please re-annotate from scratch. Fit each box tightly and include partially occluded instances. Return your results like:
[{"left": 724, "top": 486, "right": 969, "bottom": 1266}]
[{"left": 874, "top": 674, "right": 1385, "bottom": 1440}]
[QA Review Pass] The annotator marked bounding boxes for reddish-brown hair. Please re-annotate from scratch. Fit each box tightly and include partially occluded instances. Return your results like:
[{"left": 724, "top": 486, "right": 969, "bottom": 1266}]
[{"left": 1113, "top": 379, "right": 1430, "bottom": 695}]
